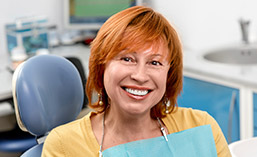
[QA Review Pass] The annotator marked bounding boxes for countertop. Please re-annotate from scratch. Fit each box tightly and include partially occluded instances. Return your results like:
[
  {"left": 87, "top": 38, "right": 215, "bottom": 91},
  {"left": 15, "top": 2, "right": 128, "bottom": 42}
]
[
  {"left": 183, "top": 46, "right": 257, "bottom": 89},
  {"left": 0, "top": 53, "right": 13, "bottom": 100}
]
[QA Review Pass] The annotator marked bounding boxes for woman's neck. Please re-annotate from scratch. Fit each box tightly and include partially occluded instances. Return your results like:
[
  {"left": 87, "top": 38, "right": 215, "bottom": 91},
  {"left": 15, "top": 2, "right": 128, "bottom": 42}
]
[
  {"left": 106, "top": 107, "right": 156, "bottom": 133},
  {"left": 91, "top": 106, "right": 166, "bottom": 151},
  {"left": 102, "top": 106, "right": 162, "bottom": 148}
]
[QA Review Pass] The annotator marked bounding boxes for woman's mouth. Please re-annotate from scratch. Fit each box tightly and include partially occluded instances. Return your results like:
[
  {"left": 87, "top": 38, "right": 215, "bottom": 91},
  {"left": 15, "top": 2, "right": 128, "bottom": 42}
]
[
  {"left": 125, "top": 88, "right": 149, "bottom": 96},
  {"left": 122, "top": 87, "right": 152, "bottom": 97}
]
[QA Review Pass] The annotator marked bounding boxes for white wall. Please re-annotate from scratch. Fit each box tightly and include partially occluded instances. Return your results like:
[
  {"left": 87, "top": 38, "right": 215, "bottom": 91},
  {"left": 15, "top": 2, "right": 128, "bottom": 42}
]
[
  {"left": 150, "top": 0, "right": 257, "bottom": 51},
  {"left": 1, "top": 0, "right": 257, "bottom": 55}
]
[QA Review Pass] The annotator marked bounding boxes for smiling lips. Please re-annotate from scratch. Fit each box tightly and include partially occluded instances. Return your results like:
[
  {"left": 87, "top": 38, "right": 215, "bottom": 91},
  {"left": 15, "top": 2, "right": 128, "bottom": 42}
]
[
  {"left": 122, "top": 87, "right": 152, "bottom": 100},
  {"left": 125, "top": 88, "right": 148, "bottom": 96}
]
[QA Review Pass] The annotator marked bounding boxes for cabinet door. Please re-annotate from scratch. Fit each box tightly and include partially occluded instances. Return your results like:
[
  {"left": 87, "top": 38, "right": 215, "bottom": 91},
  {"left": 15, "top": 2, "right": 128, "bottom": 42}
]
[
  {"left": 177, "top": 76, "right": 240, "bottom": 143},
  {"left": 254, "top": 93, "right": 257, "bottom": 136}
]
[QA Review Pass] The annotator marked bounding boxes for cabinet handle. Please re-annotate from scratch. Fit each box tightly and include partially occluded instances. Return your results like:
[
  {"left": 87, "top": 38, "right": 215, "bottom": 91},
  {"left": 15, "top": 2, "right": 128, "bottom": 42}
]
[{"left": 228, "top": 91, "right": 237, "bottom": 143}]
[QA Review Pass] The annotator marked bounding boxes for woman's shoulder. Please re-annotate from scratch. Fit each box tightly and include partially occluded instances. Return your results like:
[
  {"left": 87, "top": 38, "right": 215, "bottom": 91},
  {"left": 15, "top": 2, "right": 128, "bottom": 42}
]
[
  {"left": 42, "top": 111, "right": 100, "bottom": 156},
  {"left": 170, "top": 107, "right": 211, "bottom": 122},
  {"left": 163, "top": 107, "right": 231, "bottom": 156},
  {"left": 49, "top": 112, "right": 91, "bottom": 138},
  {"left": 52, "top": 111, "right": 100, "bottom": 136},
  {"left": 162, "top": 107, "right": 216, "bottom": 132}
]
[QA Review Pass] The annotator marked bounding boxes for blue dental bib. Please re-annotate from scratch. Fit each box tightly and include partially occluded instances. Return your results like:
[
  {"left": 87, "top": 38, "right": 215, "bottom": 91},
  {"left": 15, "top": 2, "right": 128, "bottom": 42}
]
[{"left": 102, "top": 125, "right": 217, "bottom": 157}]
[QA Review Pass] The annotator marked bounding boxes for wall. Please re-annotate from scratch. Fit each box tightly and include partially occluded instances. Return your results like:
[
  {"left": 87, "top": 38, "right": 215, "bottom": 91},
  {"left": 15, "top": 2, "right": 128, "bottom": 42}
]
[
  {"left": 150, "top": 0, "right": 257, "bottom": 51},
  {"left": 1, "top": 0, "right": 257, "bottom": 55}
]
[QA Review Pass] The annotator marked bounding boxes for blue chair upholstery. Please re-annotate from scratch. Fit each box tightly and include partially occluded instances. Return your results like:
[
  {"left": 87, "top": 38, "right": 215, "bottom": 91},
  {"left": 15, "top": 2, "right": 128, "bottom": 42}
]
[
  {"left": 12, "top": 54, "right": 84, "bottom": 157},
  {"left": 0, "top": 127, "right": 36, "bottom": 154}
]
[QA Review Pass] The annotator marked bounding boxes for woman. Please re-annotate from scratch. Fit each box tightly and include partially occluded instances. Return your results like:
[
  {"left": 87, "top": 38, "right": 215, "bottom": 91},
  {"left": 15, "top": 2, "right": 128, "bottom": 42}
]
[{"left": 42, "top": 6, "right": 231, "bottom": 157}]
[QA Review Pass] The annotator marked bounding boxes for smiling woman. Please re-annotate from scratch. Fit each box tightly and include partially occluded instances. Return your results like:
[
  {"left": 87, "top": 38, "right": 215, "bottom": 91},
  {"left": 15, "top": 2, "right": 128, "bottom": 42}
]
[
  {"left": 103, "top": 44, "right": 170, "bottom": 117},
  {"left": 87, "top": 6, "right": 183, "bottom": 118},
  {"left": 42, "top": 6, "right": 231, "bottom": 157}
]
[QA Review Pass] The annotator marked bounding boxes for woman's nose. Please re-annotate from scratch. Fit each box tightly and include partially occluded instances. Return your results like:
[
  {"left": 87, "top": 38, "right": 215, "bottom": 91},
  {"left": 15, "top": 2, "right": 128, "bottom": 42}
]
[{"left": 130, "top": 64, "right": 149, "bottom": 83}]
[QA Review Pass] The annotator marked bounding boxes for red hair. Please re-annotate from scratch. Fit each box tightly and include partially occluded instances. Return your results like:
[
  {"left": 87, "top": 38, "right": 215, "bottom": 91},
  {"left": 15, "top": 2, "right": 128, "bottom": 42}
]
[{"left": 86, "top": 6, "right": 183, "bottom": 118}]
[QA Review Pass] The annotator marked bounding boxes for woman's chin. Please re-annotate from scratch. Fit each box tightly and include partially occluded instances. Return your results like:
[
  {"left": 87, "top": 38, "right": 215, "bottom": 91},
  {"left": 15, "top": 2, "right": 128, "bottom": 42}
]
[{"left": 121, "top": 105, "right": 151, "bottom": 116}]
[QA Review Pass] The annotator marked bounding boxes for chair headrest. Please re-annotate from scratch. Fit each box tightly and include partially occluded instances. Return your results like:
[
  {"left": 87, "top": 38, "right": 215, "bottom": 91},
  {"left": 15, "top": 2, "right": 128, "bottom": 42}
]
[{"left": 12, "top": 55, "right": 84, "bottom": 137}]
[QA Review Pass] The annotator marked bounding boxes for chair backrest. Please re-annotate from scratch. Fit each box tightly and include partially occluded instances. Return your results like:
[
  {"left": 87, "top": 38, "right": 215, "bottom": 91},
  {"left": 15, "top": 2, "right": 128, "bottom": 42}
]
[
  {"left": 12, "top": 54, "right": 84, "bottom": 157},
  {"left": 65, "top": 56, "right": 88, "bottom": 108},
  {"left": 229, "top": 137, "right": 257, "bottom": 157}
]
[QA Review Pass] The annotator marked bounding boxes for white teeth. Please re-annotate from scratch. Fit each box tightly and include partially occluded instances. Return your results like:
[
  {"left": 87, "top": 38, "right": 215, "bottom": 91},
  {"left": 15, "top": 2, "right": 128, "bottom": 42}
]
[{"left": 125, "top": 88, "right": 148, "bottom": 96}]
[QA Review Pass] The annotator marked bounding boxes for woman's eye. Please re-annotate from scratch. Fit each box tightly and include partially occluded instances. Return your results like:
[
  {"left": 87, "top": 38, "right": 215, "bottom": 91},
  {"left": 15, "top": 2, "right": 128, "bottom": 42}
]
[
  {"left": 121, "top": 57, "right": 133, "bottom": 62},
  {"left": 151, "top": 61, "right": 162, "bottom": 66}
]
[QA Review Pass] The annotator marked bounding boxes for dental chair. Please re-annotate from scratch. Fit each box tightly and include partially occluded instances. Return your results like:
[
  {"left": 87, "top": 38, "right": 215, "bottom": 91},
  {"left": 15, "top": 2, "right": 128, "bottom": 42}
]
[
  {"left": 12, "top": 54, "right": 84, "bottom": 157},
  {"left": 65, "top": 56, "right": 88, "bottom": 108}
]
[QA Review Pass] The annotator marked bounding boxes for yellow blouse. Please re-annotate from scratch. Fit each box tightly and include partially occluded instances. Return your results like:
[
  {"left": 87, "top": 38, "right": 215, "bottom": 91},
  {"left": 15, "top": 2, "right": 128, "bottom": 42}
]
[{"left": 41, "top": 107, "right": 231, "bottom": 157}]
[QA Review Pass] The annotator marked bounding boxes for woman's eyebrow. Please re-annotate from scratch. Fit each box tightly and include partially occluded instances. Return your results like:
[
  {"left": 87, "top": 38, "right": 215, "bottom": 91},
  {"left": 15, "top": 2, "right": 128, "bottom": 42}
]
[
  {"left": 148, "top": 53, "right": 163, "bottom": 57},
  {"left": 152, "top": 53, "right": 162, "bottom": 56}
]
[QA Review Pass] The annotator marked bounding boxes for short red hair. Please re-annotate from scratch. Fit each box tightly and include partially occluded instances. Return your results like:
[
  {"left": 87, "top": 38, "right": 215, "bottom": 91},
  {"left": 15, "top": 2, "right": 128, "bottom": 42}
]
[{"left": 86, "top": 6, "right": 183, "bottom": 118}]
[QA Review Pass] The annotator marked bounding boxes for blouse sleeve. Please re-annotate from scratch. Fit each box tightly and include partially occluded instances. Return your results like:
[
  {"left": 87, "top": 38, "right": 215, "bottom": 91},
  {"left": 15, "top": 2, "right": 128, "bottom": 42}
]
[
  {"left": 204, "top": 112, "right": 232, "bottom": 157},
  {"left": 41, "top": 129, "right": 66, "bottom": 157}
]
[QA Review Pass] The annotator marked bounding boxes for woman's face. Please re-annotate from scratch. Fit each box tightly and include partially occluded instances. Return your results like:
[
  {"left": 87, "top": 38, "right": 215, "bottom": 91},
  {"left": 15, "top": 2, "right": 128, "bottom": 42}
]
[{"left": 103, "top": 43, "right": 170, "bottom": 116}]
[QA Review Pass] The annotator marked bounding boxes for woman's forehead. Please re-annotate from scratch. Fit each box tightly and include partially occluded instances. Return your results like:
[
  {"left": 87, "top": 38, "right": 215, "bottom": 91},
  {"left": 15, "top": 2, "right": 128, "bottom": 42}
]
[{"left": 121, "top": 41, "right": 169, "bottom": 58}]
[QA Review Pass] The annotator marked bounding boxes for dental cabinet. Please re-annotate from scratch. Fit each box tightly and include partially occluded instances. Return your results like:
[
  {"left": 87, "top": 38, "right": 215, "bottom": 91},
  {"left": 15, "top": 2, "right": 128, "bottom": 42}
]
[
  {"left": 177, "top": 76, "right": 240, "bottom": 143},
  {"left": 183, "top": 46, "right": 257, "bottom": 144},
  {"left": 254, "top": 93, "right": 257, "bottom": 136}
]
